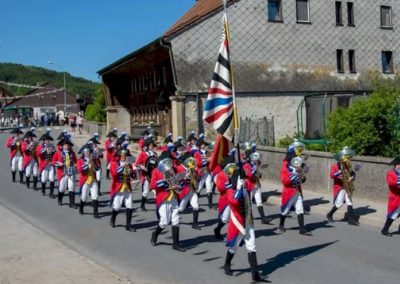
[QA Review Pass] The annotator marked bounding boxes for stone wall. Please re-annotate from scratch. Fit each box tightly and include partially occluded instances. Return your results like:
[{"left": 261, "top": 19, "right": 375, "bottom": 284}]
[
  {"left": 258, "top": 146, "right": 392, "bottom": 202},
  {"left": 106, "top": 106, "right": 131, "bottom": 135}
]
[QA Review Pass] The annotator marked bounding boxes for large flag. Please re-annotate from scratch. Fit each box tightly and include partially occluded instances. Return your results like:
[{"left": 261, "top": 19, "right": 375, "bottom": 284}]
[
  {"left": 209, "top": 134, "right": 229, "bottom": 173},
  {"left": 203, "top": 14, "right": 235, "bottom": 142}
]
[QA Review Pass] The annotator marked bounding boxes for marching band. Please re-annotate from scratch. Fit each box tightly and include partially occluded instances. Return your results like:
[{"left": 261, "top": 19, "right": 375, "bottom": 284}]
[{"left": 4, "top": 125, "right": 400, "bottom": 282}]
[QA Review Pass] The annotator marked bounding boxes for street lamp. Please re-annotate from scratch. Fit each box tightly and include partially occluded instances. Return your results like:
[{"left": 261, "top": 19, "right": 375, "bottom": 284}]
[{"left": 47, "top": 61, "right": 67, "bottom": 115}]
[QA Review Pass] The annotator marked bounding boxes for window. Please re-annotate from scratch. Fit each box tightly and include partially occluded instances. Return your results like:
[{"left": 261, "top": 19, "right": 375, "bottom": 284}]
[
  {"left": 296, "top": 0, "right": 310, "bottom": 23},
  {"left": 335, "top": 2, "right": 342, "bottom": 26},
  {"left": 348, "top": 50, "right": 356, "bottom": 73},
  {"left": 337, "top": 49, "right": 344, "bottom": 73},
  {"left": 382, "top": 51, "right": 394, "bottom": 74},
  {"left": 347, "top": 2, "right": 354, "bottom": 26},
  {"left": 381, "top": 6, "right": 392, "bottom": 28},
  {"left": 268, "top": 0, "right": 283, "bottom": 22}
]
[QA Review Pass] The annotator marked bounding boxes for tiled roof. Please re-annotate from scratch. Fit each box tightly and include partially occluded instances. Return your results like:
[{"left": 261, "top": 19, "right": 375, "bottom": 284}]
[{"left": 164, "top": 0, "right": 236, "bottom": 37}]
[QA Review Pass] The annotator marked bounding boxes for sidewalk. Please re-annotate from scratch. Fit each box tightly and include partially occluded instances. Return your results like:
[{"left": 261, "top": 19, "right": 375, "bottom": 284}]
[{"left": 0, "top": 204, "right": 128, "bottom": 284}]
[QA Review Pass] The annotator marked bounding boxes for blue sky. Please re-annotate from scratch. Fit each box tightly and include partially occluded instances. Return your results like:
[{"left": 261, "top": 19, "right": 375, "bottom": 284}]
[{"left": 0, "top": 0, "right": 195, "bottom": 82}]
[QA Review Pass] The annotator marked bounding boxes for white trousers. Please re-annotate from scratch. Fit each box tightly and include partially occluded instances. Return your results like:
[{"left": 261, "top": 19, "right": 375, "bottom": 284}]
[
  {"left": 220, "top": 206, "right": 231, "bottom": 224},
  {"left": 228, "top": 225, "right": 256, "bottom": 253},
  {"left": 25, "top": 161, "right": 38, "bottom": 177},
  {"left": 334, "top": 189, "right": 353, "bottom": 208},
  {"left": 81, "top": 181, "right": 99, "bottom": 202},
  {"left": 197, "top": 172, "right": 212, "bottom": 194},
  {"left": 179, "top": 191, "right": 199, "bottom": 211},
  {"left": 281, "top": 193, "right": 304, "bottom": 216},
  {"left": 250, "top": 185, "right": 263, "bottom": 207},
  {"left": 96, "top": 169, "right": 101, "bottom": 182},
  {"left": 11, "top": 155, "right": 23, "bottom": 172},
  {"left": 158, "top": 198, "right": 179, "bottom": 229},
  {"left": 112, "top": 191, "right": 133, "bottom": 210},
  {"left": 142, "top": 179, "right": 150, "bottom": 197},
  {"left": 59, "top": 175, "right": 75, "bottom": 193},
  {"left": 41, "top": 165, "right": 55, "bottom": 183}
]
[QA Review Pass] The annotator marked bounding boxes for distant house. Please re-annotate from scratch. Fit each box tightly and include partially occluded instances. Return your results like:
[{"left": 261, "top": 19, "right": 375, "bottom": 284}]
[
  {"left": 0, "top": 85, "right": 13, "bottom": 109},
  {"left": 4, "top": 83, "right": 79, "bottom": 117},
  {"left": 99, "top": 0, "right": 396, "bottom": 143}
]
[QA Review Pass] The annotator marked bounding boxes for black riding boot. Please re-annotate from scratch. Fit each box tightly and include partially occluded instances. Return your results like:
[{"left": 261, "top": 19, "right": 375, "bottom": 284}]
[
  {"left": 58, "top": 192, "right": 64, "bottom": 205},
  {"left": 41, "top": 182, "right": 46, "bottom": 196},
  {"left": 327, "top": 206, "right": 338, "bottom": 223},
  {"left": 110, "top": 209, "right": 118, "bottom": 227},
  {"left": 207, "top": 193, "right": 213, "bottom": 209},
  {"left": 224, "top": 251, "right": 235, "bottom": 276},
  {"left": 68, "top": 192, "right": 78, "bottom": 209},
  {"left": 172, "top": 226, "right": 186, "bottom": 252},
  {"left": 93, "top": 200, "right": 100, "bottom": 219},
  {"left": 33, "top": 176, "right": 38, "bottom": 191},
  {"left": 151, "top": 225, "right": 163, "bottom": 246},
  {"left": 12, "top": 171, "right": 16, "bottom": 182},
  {"left": 49, "top": 182, "right": 56, "bottom": 199},
  {"left": 106, "top": 169, "right": 110, "bottom": 180},
  {"left": 98, "top": 181, "right": 102, "bottom": 196},
  {"left": 347, "top": 205, "right": 359, "bottom": 225},
  {"left": 19, "top": 171, "right": 25, "bottom": 184},
  {"left": 297, "top": 214, "right": 308, "bottom": 235},
  {"left": 79, "top": 200, "right": 85, "bottom": 215},
  {"left": 140, "top": 196, "right": 147, "bottom": 212},
  {"left": 381, "top": 218, "right": 394, "bottom": 237},
  {"left": 214, "top": 220, "right": 226, "bottom": 240},
  {"left": 126, "top": 209, "right": 135, "bottom": 232},
  {"left": 248, "top": 251, "right": 265, "bottom": 281},
  {"left": 26, "top": 177, "right": 30, "bottom": 188},
  {"left": 257, "top": 206, "right": 271, "bottom": 224},
  {"left": 192, "top": 210, "right": 201, "bottom": 230},
  {"left": 279, "top": 215, "right": 286, "bottom": 233}
]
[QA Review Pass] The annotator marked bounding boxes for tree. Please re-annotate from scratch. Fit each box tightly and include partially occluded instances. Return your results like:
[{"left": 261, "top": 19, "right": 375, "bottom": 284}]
[
  {"left": 84, "top": 85, "right": 106, "bottom": 123},
  {"left": 327, "top": 83, "right": 400, "bottom": 157}
]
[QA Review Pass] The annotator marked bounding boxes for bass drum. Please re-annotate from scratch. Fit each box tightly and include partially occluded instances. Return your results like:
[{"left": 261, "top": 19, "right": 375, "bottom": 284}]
[{"left": 145, "top": 156, "right": 158, "bottom": 180}]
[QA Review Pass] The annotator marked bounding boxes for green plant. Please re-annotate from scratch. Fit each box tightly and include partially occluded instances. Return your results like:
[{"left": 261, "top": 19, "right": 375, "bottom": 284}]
[
  {"left": 277, "top": 135, "right": 294, "bottom": 148},
  {"left": 84, "top": 86, "right": 106, "bottom": 123}
]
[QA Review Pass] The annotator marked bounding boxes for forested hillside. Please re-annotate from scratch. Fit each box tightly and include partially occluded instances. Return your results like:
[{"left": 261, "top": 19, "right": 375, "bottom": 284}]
[{"left": 0, "top": 63, "right": 99, "bottom": 98}]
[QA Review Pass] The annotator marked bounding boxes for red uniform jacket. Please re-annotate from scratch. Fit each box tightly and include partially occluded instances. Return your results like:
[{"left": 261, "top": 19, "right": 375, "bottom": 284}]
[
  {"left": 52, "top": 150, "right": 77, "bottom": 182},
  {"left": 243, "top": 161, "right": 257, "bottom": 192},
  {"left": 386, "top": 169, "right": 400, "bottom": 217},
  {"left": 175, "top": 163, "right": 191, "bottom": 201},
  {"left": 36, "top": 144, "right": 56, "bottom": 174},
  {"left": 104, "top": 139, "right": 115, "bottom": 164},
  {"left": 138, "top": 137, "right": 145, "bottom": 150},
  {"left": 6, "top": 136, "right": 23, "bottom": 160},
  {"left": 150, "top": 167, "right": 178, "bottom": 209},
  {"left": 280, "top": 160, "right": 301, "bottom": 211},
  {"left": 77, "top": 157, "right": 99, "bottom": 191},
  {"left": 215, "top": 171, "right": 230, "bottom": 218},
  {"left": 109, "top": 160, "right": 135, "bottom": 198},
  {"left": 193, "top": 149, "right": 208, "bottom": 177},
  {"left": 225, "top": 187, "right": 246, "bottom": 248},
  {"left": 330, "top": 163, "right": 345, "bottom": 202},
  {"left": 22, "top": 141, "right": 38, "bottom": 170},
  {"left": 135, "top": 150, "right": 156, "bottom": 182}
]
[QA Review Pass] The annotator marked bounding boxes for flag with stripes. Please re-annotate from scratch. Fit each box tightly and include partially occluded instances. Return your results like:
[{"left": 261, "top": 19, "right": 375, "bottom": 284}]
[{"left": 203, "top": 16, "right": 235, "bottom": 142}]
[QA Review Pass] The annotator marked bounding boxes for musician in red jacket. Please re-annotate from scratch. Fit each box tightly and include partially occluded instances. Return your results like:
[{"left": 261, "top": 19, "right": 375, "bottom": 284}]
[
  {"left": 52, "top": 136, "right": 77, "bottom": 208},
  {"left": 6, "top": 126, "right": 24, "bottom": 183},
  {"left": 109, "top": 148, "right": 136, "bottom": 232},
  {"left": 135, "top": 137, "right": 157, "bottom": 211},
  {"left": 223, "top": 163, "right": 265, "bottom": 282},
  {"left": 150, "top": 152, "right": 185, "bottom": 252},
  {"left": 36, "top": 132, "right": 56, "bottom": 197},
  {"left": 22, "top": 128, "right": 38, "bottom": 190},
  {"left": 104, "top": 128, "right": 118, "bottom": 179},
  {"left": 193, "top": 135, "right": 213, "bottom": 208},
  {"left": 279, "top": 156, "right": 308, "bottom": 235},
  {"left": 381, "top": 156, "right": 400, "bottom": 236},
  {"left": 177, "top": 153, "right": 201, "bottom": 230},
  {"left": 326, "top": 146, "right": 359, "bottom": 226},
  {"left": 77, "top": 144, "right": 100, "bottom": 219},
  {"left": 89, "top": 133, "right": 103, "bottom": 196},
  {"left": 243, "top": 149, "right": 271, "bottom": 224}
]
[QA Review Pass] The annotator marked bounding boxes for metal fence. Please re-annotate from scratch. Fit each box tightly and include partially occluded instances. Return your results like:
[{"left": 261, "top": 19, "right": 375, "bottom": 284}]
[{"left": 239, "top": 116, "right": 275, "bottom": 146}]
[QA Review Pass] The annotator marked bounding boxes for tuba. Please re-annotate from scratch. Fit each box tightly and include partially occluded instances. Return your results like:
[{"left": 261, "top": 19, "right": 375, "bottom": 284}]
[
  {"left": 249, "top": 152, "right": 263, "bottom": 187},
  {"left": 290, "top": 156, "right": 308, "bottom": 195},
  {"left": 158, "top": 158, "right": 182, "bottom": 198},
  {"left": 334, "top": 146, "right": 358, "bottom": 197}
]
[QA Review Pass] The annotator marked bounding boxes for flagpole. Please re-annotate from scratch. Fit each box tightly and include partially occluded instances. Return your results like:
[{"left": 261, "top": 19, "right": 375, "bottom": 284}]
[{"left": 222, "top": 0, "right": 243, "bottom": 177}]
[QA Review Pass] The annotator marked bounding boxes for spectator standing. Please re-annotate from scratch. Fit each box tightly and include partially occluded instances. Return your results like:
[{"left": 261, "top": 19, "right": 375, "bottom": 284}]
[
  {"left": 76, "top": 113, "right": 83, "bottom": 134},
  {"left": 70, "top": 113, "right": 77, "bottom": 133}
]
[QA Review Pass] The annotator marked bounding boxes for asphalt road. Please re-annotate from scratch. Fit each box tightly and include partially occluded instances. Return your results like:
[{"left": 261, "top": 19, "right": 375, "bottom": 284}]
[{"left": 0, "top": 129, "right": 399, "bottom": 284}]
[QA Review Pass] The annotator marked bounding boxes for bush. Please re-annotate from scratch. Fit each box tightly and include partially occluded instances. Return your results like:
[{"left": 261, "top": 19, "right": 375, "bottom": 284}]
[
  {"left": 327, "top": 84, "right": 400, "bottom": 157},
  {"left": 277, "top": 135, "right": 294, "bottom": 148}
]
